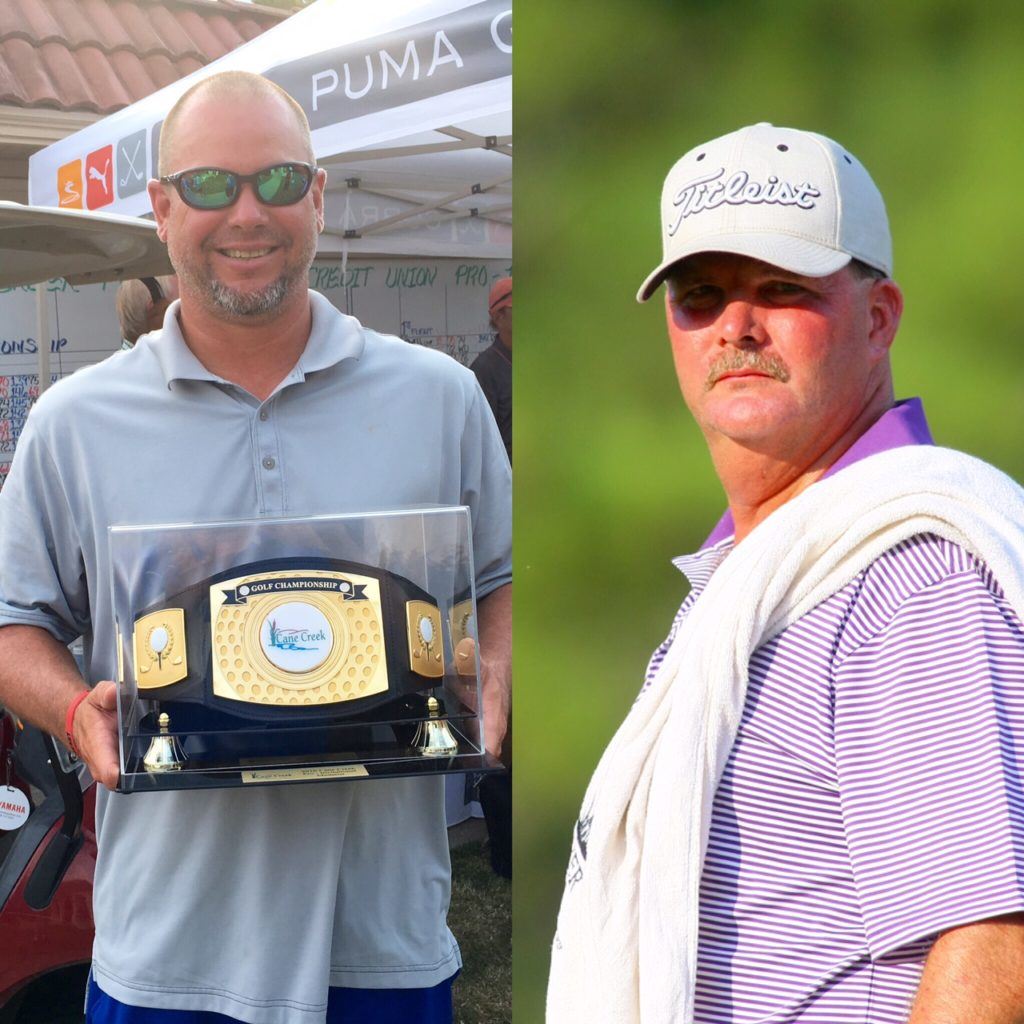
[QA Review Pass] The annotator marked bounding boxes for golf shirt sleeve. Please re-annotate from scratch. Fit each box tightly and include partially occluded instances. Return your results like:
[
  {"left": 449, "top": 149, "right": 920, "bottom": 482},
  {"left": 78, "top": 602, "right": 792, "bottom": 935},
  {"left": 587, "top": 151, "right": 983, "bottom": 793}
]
[
  {"left": 832, "top": 534, "right": 1024, "bottom": 958},
  {"left": 0, "top": 403, "right": 89, "bottom": 643},
  {"left": 461, "top": 377, "right": 512, "bottom": 600}
]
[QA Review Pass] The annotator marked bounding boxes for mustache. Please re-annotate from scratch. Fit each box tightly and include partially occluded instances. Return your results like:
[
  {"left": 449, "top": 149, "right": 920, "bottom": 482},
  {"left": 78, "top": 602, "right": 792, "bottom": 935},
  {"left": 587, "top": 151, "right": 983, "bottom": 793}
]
[{"left": 705, "top": 351, "right": 791, "bottom": 391}]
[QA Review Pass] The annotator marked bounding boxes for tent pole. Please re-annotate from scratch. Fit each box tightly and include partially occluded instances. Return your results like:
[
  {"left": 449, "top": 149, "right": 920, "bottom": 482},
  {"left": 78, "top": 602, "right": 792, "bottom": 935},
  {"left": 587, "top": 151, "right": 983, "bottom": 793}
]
[{"left": 36, "top": 284, "right": 51, "bottom": 396}]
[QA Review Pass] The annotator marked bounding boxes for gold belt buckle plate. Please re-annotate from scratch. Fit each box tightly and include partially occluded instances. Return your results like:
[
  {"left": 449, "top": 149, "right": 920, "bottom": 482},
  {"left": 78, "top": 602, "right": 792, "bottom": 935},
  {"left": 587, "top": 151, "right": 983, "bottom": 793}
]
[
  {"left": 133, "top": 609, "right": 188, "bottom": 689},
  {"left": 209, "top": 569, "right": 389, "bottom": 708}
]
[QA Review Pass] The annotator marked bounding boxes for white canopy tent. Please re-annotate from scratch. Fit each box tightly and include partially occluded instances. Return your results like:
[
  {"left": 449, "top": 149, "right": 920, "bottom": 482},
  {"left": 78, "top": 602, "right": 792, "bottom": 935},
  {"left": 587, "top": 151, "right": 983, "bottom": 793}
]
[{"left": 28, "top": 0, "right": 512, "bottom": 263}]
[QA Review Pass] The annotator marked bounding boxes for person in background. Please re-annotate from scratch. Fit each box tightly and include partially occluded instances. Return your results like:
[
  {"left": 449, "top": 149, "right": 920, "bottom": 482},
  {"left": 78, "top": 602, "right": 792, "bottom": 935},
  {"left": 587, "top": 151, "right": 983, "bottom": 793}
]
[
  {"left": 471, "top": 276, "right": 512, "bottom": 461},
  {"left": 115, "top": 275, "right": 178, "bottom": 348}
]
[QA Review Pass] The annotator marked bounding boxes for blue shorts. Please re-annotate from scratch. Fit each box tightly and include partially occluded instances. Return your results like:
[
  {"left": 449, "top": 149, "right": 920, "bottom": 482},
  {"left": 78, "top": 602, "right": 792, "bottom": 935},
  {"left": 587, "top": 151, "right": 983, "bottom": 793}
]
[{"left": 86, "top": 973, "right": 455, "bottom": 1024}]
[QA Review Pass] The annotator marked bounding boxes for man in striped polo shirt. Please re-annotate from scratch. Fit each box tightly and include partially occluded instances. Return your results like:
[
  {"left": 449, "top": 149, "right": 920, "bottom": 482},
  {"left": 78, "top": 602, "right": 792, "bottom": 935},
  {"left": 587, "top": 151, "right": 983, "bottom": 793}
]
[{"left": 548, "top": 124, "right": 1024, "bottom": 1023}]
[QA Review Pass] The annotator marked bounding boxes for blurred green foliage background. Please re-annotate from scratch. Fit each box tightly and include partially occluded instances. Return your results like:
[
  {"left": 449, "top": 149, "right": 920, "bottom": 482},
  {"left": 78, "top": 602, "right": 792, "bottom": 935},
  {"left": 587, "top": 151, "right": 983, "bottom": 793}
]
[{"left": 514, "top": 2, "right": 1024, "bottom": 1019}]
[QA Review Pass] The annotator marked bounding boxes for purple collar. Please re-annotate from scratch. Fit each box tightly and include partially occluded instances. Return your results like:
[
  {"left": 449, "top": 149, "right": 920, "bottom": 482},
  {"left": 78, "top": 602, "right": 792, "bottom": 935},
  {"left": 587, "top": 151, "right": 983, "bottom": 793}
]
[{"left": 702, "top": 398, "right": 934, "bottom": 547}]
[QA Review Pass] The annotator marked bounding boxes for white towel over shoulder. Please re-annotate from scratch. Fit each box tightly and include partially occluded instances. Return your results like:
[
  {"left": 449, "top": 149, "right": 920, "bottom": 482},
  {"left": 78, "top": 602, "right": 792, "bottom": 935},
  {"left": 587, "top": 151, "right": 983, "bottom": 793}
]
[{"left": 547, "top": 446, "right": 1024, "bottom": 1024}]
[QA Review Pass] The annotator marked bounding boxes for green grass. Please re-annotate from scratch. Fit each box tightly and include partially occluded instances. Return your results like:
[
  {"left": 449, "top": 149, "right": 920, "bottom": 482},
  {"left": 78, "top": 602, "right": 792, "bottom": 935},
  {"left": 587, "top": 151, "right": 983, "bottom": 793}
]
[{"left": 450, "top": 840, "right": 511, "bottom": 1024}]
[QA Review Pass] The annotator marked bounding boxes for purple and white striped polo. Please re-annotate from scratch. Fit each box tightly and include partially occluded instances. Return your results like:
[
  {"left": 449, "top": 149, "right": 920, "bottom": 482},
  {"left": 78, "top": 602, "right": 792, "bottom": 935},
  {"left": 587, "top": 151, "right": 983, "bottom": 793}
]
[{"left": 644, "top": 400, "right": 1024, "bottom": 1022}]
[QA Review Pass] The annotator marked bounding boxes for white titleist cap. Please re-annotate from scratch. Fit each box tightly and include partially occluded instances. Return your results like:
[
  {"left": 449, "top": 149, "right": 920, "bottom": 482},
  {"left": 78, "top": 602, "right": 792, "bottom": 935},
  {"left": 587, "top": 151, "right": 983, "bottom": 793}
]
[{"left": 637, "top": 123, "right": 892, "bottom": 302}]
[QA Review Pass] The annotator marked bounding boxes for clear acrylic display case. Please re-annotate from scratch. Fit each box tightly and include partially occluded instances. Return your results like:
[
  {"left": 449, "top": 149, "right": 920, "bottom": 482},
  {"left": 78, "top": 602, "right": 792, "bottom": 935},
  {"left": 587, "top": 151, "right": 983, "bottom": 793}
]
[{"left": 109, "top": 507, "right": 499, "bottom": 792}]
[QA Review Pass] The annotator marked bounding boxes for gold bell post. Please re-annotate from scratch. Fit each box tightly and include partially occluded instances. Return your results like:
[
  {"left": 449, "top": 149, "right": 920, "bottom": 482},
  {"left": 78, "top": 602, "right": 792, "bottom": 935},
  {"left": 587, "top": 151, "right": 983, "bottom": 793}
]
[
  {"left": 413, "top": 696, "right": 459, "bottom": 757},
  {"left": 143, "top": 712, "right": 187, "bottom": 772}
]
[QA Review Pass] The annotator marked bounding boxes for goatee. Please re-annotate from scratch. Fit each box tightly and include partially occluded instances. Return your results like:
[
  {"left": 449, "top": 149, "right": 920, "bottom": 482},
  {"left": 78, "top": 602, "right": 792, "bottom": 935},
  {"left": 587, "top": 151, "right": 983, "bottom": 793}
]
[{"left": 208, "top": 277, "right": 290, "bottom": 318}]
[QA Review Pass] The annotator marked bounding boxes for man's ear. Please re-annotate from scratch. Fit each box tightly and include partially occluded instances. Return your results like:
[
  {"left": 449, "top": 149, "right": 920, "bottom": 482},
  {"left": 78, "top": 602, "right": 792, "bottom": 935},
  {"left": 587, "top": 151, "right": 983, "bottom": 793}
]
[
  {"left": 312, "top": 167, "right": 327, "bottom": 234},
  {"left": 867, "top": 278, "right": 904, "bottom": 360},
  {"left": 147, "top": 179, "right": 172, "bottom": 243}
]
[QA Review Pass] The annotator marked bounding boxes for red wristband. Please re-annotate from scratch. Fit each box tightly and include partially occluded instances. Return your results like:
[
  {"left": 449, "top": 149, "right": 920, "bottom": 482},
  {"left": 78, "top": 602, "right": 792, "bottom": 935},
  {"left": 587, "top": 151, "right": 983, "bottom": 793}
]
[{"left": 65, "top": 690, "right": 91, "bottom": 757}]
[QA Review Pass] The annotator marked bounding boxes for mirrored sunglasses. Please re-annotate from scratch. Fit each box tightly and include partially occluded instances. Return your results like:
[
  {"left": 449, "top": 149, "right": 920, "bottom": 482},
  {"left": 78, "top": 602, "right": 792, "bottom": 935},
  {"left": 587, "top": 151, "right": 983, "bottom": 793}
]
[{"left": 160, "top": 162, "right": 316, "bottom": 210}]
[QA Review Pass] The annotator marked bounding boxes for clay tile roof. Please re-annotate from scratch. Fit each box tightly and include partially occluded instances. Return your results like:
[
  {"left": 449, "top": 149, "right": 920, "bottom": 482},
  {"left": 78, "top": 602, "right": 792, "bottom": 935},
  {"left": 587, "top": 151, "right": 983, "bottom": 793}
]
[{"left": 1, "top": 0, "right": 289, "bottom": 115}]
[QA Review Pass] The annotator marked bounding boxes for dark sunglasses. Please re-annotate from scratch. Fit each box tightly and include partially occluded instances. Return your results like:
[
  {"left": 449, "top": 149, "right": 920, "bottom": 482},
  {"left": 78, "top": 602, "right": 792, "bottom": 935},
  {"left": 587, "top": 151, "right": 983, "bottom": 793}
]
[{"left": 159, "top": 162, "right": 317, "bottom": 210}]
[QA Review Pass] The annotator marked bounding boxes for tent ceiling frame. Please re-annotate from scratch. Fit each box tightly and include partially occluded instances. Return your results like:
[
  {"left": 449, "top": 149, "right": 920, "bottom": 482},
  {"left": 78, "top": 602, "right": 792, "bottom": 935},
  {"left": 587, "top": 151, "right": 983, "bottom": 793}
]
[
  {"left": 335, "top": 183, "right": 464, "bottom": 218},
  {"left": 340, "top": 176, "right": 512, "bottom": 239},
  {"left": 323, "top": 182, "right": 510, "bottom": 224},
  {"left": 324, "top": 126, "right": 512, "bottom": 165},
  {"left": 417, "top": 204, "right": 512, "bottom": 228},
  {"left": 435, "top": 125, "right": 513, "bottom": 158}
]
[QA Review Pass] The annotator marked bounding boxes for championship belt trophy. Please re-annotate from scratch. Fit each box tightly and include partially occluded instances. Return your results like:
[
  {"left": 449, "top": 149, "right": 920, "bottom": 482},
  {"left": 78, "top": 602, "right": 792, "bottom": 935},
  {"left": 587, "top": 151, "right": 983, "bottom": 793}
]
[{"left": 113, "top": 542, "right": 489, "bottom": 792}]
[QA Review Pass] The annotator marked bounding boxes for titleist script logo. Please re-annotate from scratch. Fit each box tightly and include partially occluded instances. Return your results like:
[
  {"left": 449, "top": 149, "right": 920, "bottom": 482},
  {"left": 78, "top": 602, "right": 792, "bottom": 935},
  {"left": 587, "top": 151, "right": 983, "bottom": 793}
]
[{"left": 667, "top": 167, "right": 822, "bottom": 235}]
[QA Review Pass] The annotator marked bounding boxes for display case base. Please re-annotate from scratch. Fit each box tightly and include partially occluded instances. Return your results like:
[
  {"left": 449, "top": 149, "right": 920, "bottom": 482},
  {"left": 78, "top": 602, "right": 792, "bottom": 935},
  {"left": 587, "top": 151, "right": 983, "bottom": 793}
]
[{"left": 117, "top": 749, "right": 503, "bottom": 793}]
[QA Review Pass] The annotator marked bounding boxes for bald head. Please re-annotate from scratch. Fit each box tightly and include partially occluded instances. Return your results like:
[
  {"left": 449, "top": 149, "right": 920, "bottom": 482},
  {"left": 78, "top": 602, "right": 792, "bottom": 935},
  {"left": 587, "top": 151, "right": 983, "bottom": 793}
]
[{"left": 158, "top": 71, "right": 313, "bottom": 177}]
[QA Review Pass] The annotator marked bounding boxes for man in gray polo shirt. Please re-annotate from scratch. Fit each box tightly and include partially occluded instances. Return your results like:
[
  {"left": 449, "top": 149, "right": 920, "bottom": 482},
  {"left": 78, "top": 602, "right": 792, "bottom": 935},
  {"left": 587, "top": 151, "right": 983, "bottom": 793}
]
[{"left": 0, "top": 72, "right": 510, "bottom": 1024}]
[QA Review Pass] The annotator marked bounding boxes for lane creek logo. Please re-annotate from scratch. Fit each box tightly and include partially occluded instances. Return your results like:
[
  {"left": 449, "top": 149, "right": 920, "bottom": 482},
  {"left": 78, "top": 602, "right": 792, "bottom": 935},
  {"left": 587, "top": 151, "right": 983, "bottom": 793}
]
[
  {"left": 265, "top": 619, "right": 328, "bottom": 652},
  {"left": 259, "top": 601, "right": 334, "bottom": 673},
  {"left": 668, "top": 167, "right": 821, "bottom": 235}
]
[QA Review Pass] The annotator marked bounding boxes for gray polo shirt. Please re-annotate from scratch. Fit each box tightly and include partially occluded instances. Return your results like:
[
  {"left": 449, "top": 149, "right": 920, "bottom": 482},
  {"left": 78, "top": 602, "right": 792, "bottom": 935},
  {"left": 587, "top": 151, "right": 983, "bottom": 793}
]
[{"left": 0, "top": 291, "right": 512, "bottom": 1024}]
